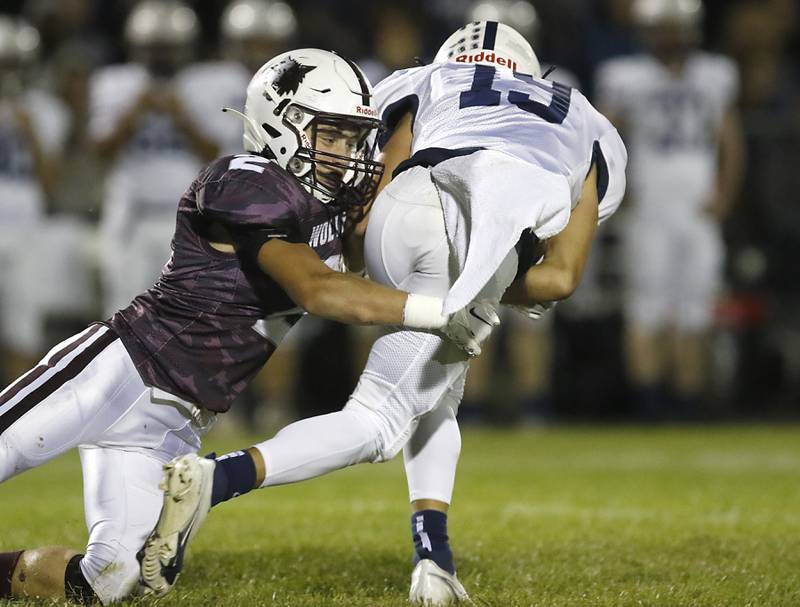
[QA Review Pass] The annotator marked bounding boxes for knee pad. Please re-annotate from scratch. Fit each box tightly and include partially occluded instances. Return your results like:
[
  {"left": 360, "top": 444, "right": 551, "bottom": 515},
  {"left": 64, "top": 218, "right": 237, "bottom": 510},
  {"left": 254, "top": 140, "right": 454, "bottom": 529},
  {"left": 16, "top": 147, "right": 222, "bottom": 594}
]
[
  {"left": 344, "top": 401, "right": 419, "bottom": 464},
  {"left": 65, "top": 555, "right": 98, "bottom": 605}
]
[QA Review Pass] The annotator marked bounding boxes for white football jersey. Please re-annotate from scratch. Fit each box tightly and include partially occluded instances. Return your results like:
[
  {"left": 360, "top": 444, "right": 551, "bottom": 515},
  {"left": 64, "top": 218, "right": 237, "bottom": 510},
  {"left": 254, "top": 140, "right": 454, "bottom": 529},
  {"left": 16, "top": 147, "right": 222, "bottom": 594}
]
[
  {"left": 374, "top": 62, "right": 627, "bottom": 222},
  {"left": 595, "top": 52, "right": 738, "bottom": 213},
  {"left": 0, "top": 89, "right": 69, "bottom": 225}
]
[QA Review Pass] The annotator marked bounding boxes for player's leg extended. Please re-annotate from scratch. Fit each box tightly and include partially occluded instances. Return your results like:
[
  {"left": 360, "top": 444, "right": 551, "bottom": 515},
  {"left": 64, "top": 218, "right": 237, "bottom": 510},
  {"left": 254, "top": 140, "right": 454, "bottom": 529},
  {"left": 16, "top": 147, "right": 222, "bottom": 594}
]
[
  {"left": 622, "top": 213, "right": 672, "bottom": 419},
  {"left": 671, "top": 217, "right": 724, "bottom": 416},
  {"left": 0, "top": 325, "right": 130, "bottom": 602}
]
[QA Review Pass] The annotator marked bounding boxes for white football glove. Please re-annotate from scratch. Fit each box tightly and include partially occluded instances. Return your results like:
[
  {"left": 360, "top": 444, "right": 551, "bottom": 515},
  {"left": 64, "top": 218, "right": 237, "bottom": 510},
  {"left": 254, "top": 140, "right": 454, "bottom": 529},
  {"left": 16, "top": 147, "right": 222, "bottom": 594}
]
[
  {"left": 511, "top": 301, "right": 556, "bottom": 320},
  {"left": 442, "top": 299, "right": 501, "bottom": 358}
]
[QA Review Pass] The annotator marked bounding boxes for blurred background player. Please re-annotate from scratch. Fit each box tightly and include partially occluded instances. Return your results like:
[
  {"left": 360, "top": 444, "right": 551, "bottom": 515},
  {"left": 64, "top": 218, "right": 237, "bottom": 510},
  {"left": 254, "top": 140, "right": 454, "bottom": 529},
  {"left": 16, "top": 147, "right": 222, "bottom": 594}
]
[
  {"left": 595, "top": 0, "right": 745, "bottom": 419},
  {"left": 0, "top": 15, "right": 80, "bottom": 384},
  {"left": 91, "top": 0, "right": 218, "bottom": 316}
]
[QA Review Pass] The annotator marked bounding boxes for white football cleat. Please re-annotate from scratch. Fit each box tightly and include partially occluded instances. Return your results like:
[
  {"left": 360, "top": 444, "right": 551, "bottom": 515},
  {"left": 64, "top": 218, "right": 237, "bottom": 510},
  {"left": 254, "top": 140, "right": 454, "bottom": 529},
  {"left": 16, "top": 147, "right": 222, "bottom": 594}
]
[
  {"left": 137, "top": 454, "right": 215, "bottom": 596},
  {"left": 409, "top": 559, "right": 471, "bottom": 605}
]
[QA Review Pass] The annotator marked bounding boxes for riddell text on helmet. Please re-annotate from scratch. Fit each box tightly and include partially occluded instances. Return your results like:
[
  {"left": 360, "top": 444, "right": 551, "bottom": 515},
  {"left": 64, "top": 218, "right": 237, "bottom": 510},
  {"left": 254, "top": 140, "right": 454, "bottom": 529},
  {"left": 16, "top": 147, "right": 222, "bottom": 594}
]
[{"left": 455, "top": 52, "right": 517, "bottom": 71}]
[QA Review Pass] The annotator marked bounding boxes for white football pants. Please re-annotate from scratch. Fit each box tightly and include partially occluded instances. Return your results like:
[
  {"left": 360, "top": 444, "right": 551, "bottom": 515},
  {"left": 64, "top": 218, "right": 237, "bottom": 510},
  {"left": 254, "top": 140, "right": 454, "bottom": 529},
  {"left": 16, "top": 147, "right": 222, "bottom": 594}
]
[
  {"left": 256, "top": 166, "right": 516, "bottom": 505},
  {"left": 0, "top": 324, "right": 211, "bottom": 604}
]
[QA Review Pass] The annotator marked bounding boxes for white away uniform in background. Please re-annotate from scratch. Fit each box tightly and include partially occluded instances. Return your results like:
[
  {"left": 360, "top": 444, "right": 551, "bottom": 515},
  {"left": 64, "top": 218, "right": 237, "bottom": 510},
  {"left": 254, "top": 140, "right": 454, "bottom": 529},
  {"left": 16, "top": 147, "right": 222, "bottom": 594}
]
[
  {"left": 257, "top": 62, "right": 627, "bottom": 505},
  {"left": 595, "top": 52, "right": 738, "bottom": 330},
  {"left": 0, "top": 90, "right": 88, "bottom": 356},
  {"left": 90, "top": 64, "right": 214, "bottom": 315}
]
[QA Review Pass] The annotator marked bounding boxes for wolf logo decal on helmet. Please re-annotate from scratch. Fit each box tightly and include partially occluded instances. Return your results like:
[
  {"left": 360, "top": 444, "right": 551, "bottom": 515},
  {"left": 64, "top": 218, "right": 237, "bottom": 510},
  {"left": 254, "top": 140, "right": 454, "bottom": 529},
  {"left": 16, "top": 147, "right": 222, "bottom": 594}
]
[{"left": 269, "top": 57, "right": 317, "bottom": 96}]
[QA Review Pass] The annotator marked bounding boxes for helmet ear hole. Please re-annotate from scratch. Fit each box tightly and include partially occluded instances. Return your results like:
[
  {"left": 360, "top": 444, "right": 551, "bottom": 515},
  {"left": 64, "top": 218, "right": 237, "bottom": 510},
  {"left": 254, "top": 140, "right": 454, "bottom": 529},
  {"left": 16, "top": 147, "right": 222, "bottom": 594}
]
[
  {"left": 287, "top": 157, "right": 304, "bottom": 174},
  {"left": 262, "top": 122, "right": 281, "bottom": 138}
]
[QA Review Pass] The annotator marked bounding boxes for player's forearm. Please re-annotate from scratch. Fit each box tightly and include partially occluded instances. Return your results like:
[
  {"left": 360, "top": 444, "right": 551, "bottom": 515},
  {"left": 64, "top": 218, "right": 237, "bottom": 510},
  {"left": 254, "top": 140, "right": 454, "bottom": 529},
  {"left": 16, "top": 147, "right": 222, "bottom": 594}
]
[
  {"left": 520, "top": 262, "right": 579, "bottom": 302},
  {"left": 172, "top": 113, "right": 219, "bottom": 161},
  {"left": 715, "top": 109, "right": 746, "bottom": 213},
  {"left": 94, "top": 105, "right": 144, "bottom": 158},
  {"left": 302, "top": 271, "right": 406, "bottom": 326}
]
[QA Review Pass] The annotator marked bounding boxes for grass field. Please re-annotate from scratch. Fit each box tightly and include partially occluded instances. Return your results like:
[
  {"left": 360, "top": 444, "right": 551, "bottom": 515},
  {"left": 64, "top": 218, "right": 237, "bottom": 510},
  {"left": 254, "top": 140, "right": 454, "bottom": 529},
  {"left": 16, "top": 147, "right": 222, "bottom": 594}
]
[{"left": 2, "top": 424, "right": 800, "bottom": 606}]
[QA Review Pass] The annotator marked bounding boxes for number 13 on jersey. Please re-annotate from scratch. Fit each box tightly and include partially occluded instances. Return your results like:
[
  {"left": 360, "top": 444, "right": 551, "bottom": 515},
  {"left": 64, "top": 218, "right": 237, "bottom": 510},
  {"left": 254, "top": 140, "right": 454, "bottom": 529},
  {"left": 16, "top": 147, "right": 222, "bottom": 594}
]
[{"left": 459, "top": 65, "right": 572, "bottom": 125}]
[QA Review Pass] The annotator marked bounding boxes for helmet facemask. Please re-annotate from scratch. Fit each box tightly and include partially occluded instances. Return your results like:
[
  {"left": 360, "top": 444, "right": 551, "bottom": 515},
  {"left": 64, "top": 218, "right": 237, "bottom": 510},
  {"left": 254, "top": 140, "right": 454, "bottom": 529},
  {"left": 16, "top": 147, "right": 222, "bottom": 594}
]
[{"left": 282, "top": 106, "right": 384, "bottom": 217}]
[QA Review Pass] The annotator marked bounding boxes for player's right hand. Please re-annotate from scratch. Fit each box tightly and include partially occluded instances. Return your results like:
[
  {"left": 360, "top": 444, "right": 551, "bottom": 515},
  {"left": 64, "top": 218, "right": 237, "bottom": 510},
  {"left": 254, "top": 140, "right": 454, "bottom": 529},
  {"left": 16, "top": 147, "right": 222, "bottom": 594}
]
[{"left": 443, "top": 299, "right": 500, "bottom": 358}]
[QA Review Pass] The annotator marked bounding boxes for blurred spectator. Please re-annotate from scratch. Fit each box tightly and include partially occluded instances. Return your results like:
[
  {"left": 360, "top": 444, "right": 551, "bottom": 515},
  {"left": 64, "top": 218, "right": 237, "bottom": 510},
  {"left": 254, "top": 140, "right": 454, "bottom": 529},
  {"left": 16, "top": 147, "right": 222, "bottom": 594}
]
[
  {"left": 0, "top": 15, "right": 75, "bottom": 382},
  {"left": 595, "top": 0, "right": 746, "bottom": 420},
  {"left": 91, "top": 0, "right": 218, "bottom": 316}
]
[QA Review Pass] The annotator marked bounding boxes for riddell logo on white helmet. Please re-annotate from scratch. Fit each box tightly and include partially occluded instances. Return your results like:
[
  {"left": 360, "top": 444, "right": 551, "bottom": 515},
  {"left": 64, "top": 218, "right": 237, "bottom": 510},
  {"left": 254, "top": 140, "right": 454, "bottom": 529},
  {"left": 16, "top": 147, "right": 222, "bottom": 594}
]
[
  {"left": 355, "top": 105, "right": 378, "bottom": 117},
  {"left": 455, "top": 51, "right": 518, "bottom": 72}
]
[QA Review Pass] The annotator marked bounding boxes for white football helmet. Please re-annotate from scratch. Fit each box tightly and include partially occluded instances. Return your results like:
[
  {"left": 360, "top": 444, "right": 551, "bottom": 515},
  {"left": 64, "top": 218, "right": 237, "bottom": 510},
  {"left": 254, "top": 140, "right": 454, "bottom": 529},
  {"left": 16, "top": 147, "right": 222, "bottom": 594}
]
[
  {"left": 434, "top": 20, "right": 541, "bottom": 77},
  {"left": 470, "top": 0, "right": 540, "bottom": 43},
  {"left": 221, "top": 0, "right": 296, "bottom": 42},
  {"left": 0, "top": 16, "right": 40, "bottom": 96},
  {"left": 124, "top": 0, "right": 199, "bottom": 46},
  {"left": 0, "top": 16, "right": 39, "bottom": 63},
  {"left": 226, "top": 49, "right": 384, "bottom": 208},
  {"left": 632, "top": 0, "right": 704, "bottom": 28}
]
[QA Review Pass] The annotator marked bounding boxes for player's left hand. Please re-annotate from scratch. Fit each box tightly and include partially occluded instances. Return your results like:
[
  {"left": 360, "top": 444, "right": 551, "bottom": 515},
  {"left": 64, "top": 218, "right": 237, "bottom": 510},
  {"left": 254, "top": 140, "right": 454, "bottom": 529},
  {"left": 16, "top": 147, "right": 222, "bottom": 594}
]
[{"left": 443, "top": 299, "right": 500, "bottom": 358}]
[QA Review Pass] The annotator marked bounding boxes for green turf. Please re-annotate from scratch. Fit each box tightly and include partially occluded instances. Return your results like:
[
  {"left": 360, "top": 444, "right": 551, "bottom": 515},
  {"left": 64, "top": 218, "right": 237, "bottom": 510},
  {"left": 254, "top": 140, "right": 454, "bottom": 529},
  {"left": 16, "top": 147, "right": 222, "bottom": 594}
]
[{"left": 2, "top": 425, "right": 800, "bottom": 606}]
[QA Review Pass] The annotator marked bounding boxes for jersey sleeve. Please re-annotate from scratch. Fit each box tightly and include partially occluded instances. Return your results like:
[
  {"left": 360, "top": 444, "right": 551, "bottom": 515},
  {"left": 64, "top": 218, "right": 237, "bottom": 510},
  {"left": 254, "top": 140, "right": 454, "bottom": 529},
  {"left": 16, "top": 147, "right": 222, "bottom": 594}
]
[
  {"left": 593, "top": 122, "right": 628, "bottom": 223},
  {"left": 196, "top": 169, "right": 303, "bottom": 245},
  {"left": 373, "top": 67, "right": 423, "bottom": 150},
  {"left": 572, "top": 91, "right": 628, "bottom": 223}
]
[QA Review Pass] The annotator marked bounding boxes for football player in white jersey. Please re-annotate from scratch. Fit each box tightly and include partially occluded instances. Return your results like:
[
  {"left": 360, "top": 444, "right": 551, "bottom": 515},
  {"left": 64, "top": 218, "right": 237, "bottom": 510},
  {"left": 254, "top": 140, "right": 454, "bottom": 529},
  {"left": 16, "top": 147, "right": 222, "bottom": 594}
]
[
  {"left": 140, "top": 21, "right": 628, "bottom": 605},
  {"left": 0, "top": 16, "right": 70, "bottom": 382},
  {"left": 595, "top": 0, "right": 745, "bottom": 419},
  {"left": 92, "top": 0, "right": 219, "bottom": 316}
]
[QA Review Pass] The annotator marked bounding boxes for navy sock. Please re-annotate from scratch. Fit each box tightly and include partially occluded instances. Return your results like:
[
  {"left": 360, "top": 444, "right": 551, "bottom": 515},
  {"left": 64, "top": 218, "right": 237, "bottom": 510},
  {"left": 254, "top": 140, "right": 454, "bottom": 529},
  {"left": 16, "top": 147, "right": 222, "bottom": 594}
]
[
  {"left": 0, "top": 550, "right": 23, "bottom": 598},
  {"left": 411, "top": 510, "right": 455, "bottom": 575},
  {"left": 210, "top": 450, "right": 257, "bottom": 507}
]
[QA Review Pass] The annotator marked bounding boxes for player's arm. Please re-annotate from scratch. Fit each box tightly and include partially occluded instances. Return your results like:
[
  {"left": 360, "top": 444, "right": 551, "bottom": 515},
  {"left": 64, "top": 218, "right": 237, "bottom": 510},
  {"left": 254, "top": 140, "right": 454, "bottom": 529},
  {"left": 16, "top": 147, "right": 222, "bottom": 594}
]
[
  {"left": 14, "top": 106, "right": 57, "bottom": 201},
  {"left": 254, "top": 238, "right": 445, "bottom": 329},
  {"left": 343, "top": 111, "right": 414, "bottom": 272},
  {"left": 503, "top": 165, "right": 599, "bottom": 304},
  {"left": 161, "top": 90, "right": 219, "bottom": 161},
  {"left": 707, "top": 107, "right": 745, "bottom": 220}
]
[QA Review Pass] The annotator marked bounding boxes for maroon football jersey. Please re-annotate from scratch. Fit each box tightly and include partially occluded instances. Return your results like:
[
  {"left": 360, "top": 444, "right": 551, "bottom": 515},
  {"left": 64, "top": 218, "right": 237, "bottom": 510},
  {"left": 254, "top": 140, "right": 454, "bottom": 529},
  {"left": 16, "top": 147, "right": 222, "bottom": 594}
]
[{"left": 107, "top": 154, "right": 344, "bottom": 412}]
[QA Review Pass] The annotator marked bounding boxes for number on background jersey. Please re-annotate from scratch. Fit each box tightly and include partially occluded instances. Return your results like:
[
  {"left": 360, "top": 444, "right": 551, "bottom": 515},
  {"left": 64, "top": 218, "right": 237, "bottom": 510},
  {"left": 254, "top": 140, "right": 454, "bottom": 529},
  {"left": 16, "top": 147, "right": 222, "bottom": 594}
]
[
  {"left": 229, "top": 154, "right": 271, "bottom": 174},
  {"left": 459, "top": 65, "right": 571, "bottom": 124}
]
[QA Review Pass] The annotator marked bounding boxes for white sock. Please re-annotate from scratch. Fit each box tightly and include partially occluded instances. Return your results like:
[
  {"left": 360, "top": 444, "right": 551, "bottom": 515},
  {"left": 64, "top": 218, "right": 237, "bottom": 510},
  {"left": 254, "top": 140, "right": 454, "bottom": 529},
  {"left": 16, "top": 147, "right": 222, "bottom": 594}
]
[{"left": 255, "top": 407, "right": 382, "bottom": 487}]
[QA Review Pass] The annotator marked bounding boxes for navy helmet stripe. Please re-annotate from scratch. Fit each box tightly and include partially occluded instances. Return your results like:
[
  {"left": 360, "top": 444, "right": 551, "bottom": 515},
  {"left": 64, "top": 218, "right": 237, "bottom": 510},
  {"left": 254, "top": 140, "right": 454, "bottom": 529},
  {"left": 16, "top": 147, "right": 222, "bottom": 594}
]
[
  {"left": 0, "top": 330, "right": 117, "bottom": 436},
  {"left": 483, "top": 21, "right": 498, "bottom": 50}
]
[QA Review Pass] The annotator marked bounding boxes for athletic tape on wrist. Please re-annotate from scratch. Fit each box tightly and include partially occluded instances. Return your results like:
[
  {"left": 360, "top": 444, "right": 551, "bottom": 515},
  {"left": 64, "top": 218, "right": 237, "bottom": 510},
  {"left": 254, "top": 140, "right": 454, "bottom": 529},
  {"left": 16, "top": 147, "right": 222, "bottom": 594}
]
[{"left": 403, "top": 294, "right": 448, "bottom": 329}]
